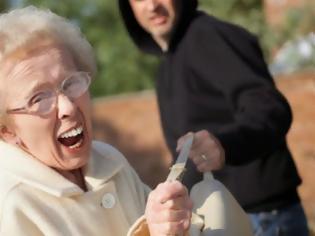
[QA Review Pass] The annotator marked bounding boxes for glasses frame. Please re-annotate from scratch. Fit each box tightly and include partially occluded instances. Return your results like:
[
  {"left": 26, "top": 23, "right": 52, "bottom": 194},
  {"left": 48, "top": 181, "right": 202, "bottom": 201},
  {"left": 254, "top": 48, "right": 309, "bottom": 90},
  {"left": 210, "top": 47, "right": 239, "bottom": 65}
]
[{"left": 6, "top": 71, "right": 91, "bottom": 116}]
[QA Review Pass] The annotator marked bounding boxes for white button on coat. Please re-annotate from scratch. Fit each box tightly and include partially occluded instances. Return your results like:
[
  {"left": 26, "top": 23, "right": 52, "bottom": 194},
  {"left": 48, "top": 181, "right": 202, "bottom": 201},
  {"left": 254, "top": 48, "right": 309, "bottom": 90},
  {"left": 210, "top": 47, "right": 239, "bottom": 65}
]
[{"left": 102, "top": 193, "right": 116, "bottom": 209}]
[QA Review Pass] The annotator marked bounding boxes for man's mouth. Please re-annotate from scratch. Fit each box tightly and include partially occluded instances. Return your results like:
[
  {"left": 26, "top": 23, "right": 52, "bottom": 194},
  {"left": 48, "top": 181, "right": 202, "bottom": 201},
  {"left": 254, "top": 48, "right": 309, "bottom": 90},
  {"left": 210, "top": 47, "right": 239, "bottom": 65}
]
[
  {"left": 58, "top": 126, "right": 84, "bottom": 149},
  {"left": 150, "top": 15, "right": 167, "bottom": 25}
]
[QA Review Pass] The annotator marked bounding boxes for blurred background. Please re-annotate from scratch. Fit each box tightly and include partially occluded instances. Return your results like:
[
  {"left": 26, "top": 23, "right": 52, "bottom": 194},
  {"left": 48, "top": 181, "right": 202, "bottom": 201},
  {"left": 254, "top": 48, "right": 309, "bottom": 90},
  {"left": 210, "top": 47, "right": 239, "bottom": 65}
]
[
  {"left": 1, "top": 0, "right": 315, "bottom": 234},
  {"left": 1, "top": 0, "right": 314, "bottom": 96}
]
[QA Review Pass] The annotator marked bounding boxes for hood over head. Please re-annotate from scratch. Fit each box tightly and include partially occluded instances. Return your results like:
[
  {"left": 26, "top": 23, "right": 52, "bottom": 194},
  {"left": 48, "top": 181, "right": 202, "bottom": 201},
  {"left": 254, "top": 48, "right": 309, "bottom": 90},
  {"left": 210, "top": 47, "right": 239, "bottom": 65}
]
[{"left": 118, "top": 0, "right": 198, "bottom": 55}]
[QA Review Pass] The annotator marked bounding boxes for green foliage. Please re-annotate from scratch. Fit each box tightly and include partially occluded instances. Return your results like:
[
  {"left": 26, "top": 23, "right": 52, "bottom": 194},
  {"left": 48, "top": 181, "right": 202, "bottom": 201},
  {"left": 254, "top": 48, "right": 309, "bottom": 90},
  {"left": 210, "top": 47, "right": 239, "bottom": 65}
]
[
  {"left": 197, "top": 1, "right": 292, "bottom": 60},
  {"left": 0, "top": 0, "right": 9, "bottom": 12},
  {"left": 199, "top": 0, "right": 315, "bottom": 61},
  {"left": 3, "top": 0, "right": 314, "bottom": 96},
  {"left": 13, "top": 0, "right": 158, "bottom": 97},
  {"left": 268, "top": 5, "right": 315, "bottom": 51},
  {"left": 199, "top": 0, "right": 265, "bottom": 38},
  {"left": 199, "top": 0, "right": 271, "bottom": 57}
]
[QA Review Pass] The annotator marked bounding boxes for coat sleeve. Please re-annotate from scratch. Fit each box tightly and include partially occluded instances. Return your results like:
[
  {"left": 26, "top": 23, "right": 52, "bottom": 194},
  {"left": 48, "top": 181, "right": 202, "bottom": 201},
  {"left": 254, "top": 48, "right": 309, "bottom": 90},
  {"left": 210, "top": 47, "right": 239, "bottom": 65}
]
[
  {"left": 187, "top": 17, "right": 292, "bottom": 165},
  {"left": 127, "top": 215, "right": 202, "bottom": 236},
  {"left": 127, "top": 215, "right": 150, "bottom": 236},
  {"left": 0, "top": 192, "right": 44, "bottom": 236}
]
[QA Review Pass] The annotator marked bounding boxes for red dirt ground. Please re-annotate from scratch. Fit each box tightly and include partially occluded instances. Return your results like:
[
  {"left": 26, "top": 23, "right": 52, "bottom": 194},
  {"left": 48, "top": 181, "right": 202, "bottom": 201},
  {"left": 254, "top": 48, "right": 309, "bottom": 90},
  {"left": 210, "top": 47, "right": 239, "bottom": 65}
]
[{"left": 91, "top": 72, "right": 315, "bottom": 234}]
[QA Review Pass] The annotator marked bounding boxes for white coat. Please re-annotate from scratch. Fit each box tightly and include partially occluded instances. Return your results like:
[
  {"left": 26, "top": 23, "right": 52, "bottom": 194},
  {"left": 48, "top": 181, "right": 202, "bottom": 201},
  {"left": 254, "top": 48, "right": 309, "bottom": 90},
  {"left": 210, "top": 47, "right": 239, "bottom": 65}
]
[
  {"left": 0, "top": 140, "right": 250, "bottom": 236},
  {"left": 0, "top": 140, "right": 151, "bottom": 235}
]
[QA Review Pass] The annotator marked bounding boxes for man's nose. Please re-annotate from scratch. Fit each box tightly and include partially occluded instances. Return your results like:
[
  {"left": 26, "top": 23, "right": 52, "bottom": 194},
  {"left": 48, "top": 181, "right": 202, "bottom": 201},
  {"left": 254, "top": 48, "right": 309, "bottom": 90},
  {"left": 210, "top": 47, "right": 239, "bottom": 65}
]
[
  {"left": 147, "top": 0, "right": 158, "bottom": 11},
  {"left": 57, "top": 94, "right": 76, "bottom": 119}
]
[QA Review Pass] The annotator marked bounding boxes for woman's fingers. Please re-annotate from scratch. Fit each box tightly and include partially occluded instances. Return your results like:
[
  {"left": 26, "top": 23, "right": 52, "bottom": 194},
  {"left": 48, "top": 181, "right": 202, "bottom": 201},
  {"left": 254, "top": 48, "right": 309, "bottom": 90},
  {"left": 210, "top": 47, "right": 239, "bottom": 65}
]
[{"left": 145, "top": 181, "right": 192, "bottom": 235}]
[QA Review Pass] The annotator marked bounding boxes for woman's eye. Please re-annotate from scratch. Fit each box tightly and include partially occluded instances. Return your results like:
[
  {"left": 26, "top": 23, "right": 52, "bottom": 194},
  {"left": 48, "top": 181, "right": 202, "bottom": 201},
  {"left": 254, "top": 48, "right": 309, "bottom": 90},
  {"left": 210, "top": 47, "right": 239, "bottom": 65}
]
[
  {"left": 29, "top": 92, "right": 50, "bottom": 105},
  {"left": 64, "top": 79, "right": 79, "bottom": 91}
]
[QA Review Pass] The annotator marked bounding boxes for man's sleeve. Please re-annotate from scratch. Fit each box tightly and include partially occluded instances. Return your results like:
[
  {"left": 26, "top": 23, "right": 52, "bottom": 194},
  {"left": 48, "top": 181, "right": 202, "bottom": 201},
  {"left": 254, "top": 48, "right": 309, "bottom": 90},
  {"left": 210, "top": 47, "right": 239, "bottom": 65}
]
[{"left": 187, "top": 19, "right": 292, "bottom": 165}]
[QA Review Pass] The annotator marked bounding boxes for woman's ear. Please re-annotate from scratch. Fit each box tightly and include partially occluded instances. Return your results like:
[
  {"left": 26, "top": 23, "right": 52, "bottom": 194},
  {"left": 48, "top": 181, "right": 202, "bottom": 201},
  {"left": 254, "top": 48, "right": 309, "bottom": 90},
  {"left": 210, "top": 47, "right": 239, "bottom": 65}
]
[{"left": 0, "top": 125, "right": 19, "bottom": 145}]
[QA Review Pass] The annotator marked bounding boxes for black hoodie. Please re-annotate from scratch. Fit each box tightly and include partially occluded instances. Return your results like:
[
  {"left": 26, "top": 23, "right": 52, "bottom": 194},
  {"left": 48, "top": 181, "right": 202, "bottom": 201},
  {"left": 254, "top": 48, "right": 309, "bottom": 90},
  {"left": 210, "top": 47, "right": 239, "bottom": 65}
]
[{"left": 118, "top": 0, "right": 301, "bottom": 212}]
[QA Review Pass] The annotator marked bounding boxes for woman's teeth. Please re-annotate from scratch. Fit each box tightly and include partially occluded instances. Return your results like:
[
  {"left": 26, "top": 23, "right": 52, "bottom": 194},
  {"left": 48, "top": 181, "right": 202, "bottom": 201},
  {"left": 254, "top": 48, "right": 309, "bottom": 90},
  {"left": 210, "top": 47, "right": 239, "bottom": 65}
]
[
  {"left": 60, "top": 126, "right": 83, "bottom": 138},
  {"left": 58, "top": 126, "right": 84, "bottom": 148}
]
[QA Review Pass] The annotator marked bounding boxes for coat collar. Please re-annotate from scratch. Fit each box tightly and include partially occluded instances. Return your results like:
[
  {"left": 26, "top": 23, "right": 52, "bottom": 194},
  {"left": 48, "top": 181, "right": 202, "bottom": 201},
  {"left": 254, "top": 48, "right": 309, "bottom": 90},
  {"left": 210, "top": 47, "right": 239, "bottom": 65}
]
[{"left": 0, "top": 140, "right": 124, "bottom": 197}]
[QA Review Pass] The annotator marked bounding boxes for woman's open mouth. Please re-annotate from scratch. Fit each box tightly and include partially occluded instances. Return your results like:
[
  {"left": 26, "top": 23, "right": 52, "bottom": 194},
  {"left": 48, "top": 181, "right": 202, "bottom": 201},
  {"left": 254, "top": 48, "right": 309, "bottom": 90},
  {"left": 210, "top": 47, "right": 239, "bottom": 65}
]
[{"left": 58, "top": 126, "right": 84, "bottom": 149}]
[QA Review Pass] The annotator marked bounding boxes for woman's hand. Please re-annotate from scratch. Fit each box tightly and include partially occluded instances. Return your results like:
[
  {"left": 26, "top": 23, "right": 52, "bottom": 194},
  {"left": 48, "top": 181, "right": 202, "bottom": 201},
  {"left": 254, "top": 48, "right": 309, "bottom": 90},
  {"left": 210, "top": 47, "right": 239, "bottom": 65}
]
[
  {"left": 177, "top": 130, "right": 225, "bottom": 172},
  {"left": 145, "top": 181, "right": 192, "bottom": 236}
]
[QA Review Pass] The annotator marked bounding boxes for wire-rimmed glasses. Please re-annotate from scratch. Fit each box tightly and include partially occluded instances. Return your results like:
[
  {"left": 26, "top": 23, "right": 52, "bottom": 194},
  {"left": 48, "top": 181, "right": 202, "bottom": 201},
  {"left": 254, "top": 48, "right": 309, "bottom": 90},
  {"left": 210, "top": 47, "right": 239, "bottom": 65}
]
[{"left": 6, "top": 71, "right": 91, "bottom": 116}]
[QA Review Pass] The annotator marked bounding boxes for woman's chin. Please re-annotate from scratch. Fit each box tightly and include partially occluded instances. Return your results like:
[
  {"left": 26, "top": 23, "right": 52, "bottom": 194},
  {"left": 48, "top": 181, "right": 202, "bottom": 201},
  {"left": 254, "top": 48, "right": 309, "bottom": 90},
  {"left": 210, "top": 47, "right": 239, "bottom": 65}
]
[
  {"left": 54, "top": 157, "right": 89, "bottom": 172},
  {"left": 57, "top": 141, "right": 91, "bottom": 171}
]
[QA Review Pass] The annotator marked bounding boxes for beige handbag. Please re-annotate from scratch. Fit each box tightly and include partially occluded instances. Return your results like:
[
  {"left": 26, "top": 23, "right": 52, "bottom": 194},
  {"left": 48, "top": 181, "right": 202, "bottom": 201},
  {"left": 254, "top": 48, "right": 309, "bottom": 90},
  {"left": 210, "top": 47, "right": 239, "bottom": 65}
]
[
  {"left": 189, "top": 172, "right": 253, "bottom": 236},
  {"left": 167, "top": 135, "right": 253, "bottom": 236}
]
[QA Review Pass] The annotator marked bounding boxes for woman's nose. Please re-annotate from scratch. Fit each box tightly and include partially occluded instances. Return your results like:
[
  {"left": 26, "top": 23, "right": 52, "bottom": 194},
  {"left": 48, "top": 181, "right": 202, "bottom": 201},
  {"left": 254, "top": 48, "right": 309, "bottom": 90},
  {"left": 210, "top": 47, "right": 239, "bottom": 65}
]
[{"left": 57, "top": 94, "right": 76, "bottom": 119}]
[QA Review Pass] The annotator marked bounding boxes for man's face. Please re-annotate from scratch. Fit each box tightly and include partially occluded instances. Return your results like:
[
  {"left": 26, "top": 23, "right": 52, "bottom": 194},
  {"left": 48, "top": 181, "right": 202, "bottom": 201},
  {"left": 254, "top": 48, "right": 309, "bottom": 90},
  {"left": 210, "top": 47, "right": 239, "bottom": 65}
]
[{"left": 129, "top": 0, "right": 179, "bottom": 42}]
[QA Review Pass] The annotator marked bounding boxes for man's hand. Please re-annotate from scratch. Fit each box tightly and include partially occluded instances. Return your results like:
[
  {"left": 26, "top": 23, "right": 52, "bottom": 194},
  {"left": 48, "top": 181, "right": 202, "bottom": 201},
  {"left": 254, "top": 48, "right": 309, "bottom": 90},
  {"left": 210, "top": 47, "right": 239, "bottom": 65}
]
[
  {"left": 145, "top": 181, "right": 192, "bottom": 236},
  {"left": 177, "top": 130, "right": 225, "bottom": 172}
]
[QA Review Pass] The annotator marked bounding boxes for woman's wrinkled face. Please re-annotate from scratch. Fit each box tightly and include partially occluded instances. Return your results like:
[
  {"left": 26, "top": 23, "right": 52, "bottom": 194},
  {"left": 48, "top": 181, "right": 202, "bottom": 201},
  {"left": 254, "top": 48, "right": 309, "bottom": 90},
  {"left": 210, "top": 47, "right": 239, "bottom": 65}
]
[{"left": 0, "top": 44, "right": 93, "bottom": 171}]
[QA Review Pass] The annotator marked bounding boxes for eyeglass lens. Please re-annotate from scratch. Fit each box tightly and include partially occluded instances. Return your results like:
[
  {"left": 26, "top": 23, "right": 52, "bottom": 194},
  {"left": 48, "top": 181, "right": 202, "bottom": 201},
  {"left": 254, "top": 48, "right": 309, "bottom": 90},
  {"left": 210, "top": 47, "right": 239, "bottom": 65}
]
[{"left": 29, "top": 72, "right": 90, "bottom": 114}]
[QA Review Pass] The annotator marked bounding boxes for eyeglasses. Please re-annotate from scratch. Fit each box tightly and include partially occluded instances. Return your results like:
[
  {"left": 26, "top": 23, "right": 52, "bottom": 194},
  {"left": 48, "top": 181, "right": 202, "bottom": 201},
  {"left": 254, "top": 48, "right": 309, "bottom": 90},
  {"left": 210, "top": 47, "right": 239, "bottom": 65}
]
[{"left": 6, "top": 71, "right": 91, "bottom": 116}]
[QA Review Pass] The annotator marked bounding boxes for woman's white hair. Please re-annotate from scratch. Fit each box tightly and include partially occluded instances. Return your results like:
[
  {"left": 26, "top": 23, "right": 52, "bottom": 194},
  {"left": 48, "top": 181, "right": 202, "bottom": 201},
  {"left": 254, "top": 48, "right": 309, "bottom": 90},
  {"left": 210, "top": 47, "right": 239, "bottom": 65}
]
[
  {"left": 0, "top": 5, "right": 97, "bottom": 75},
  {"left": 0, "top": 6, "right": 97, "bottom": 120}
]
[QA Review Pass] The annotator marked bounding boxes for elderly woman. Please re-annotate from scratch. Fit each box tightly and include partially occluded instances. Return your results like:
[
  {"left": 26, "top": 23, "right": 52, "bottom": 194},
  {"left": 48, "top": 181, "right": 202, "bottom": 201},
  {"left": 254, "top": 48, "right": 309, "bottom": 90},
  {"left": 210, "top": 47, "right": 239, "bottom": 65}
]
[{"left": 0, "top": 6, "right": 193, "bottom": 235}]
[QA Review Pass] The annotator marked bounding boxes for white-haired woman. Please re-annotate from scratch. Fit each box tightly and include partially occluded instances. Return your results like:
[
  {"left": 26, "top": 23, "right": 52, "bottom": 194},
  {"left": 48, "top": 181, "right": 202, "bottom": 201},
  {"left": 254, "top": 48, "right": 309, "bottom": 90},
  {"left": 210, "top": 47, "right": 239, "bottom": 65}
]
[{"left": 0, "top": 6, "right": 192, "bottom": 235}]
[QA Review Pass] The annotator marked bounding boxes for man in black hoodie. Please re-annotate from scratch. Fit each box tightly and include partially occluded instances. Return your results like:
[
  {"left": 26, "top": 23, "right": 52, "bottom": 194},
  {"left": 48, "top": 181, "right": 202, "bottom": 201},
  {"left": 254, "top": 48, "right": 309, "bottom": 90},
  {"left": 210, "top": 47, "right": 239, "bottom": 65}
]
[{"left": 118, "top": 0, "right": 309, "bottom": 235}]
